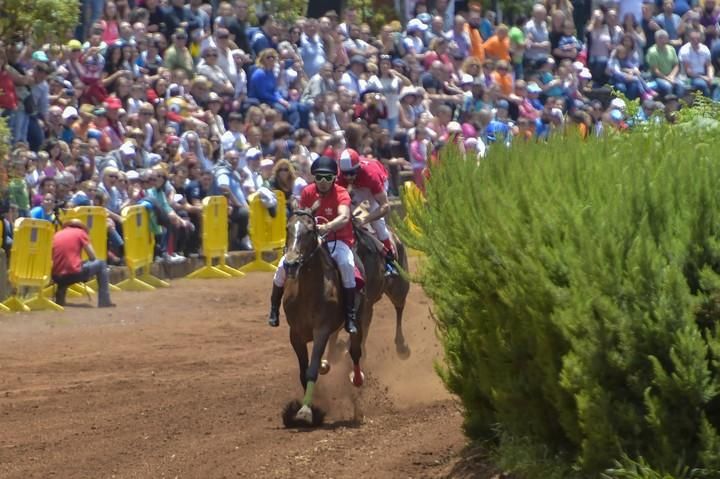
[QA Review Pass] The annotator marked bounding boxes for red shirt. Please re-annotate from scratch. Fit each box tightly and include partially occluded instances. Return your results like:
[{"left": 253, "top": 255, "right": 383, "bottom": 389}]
[
  {"left": 300, "top": 183, "right": 354, "bottom": 246},
  {"left": 0, "top": 70, "right": 17, "bottom": 110},
  {"left": 337, "top": 160, "right": 385, "bottom": 195},
  {"left": 361, "top": 158, "right": 388, "bottom": 182},
  {"left": 52, "top": 227, "right": 89, "bottom": 276}
]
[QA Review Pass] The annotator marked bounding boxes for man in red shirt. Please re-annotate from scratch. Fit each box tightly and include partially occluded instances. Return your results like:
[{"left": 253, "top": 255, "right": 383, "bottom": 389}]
[
  {"left": 268, "top": 156, "right": 359, "bottom": 335},
  {"left": 52, "top": 219, "right": 115, "bottom": 308},
  {"left": 337, "top": 148, "right": 399, "bottom": 276}
]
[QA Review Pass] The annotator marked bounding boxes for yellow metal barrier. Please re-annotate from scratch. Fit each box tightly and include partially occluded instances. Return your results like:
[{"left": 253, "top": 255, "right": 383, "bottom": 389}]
[
  {"left": 116, "top": 205, "right": 169, "bottom": 291},
  {"left": 401, "top": 181, "right": 425, "bottom": 258},
  {"left": 66, "top": 206, "right": 121, "bottom": 293},
  {"left": 2, "top": 219, "right": 59, "bottom": 312},
  {"left": 239, "top": 191, "right": 287, "bottom": 273},
  {"left": 188, "top": 196, "right": 244, "bottom": 279}
]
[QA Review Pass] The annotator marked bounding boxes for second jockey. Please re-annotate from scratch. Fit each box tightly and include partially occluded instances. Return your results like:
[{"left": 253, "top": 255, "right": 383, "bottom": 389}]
[
  {"left": 337, "top": 148, "right": 399, "bottom": 277},
  {"left": 268, "top": 156, "right": 359, "bottom": 335}
]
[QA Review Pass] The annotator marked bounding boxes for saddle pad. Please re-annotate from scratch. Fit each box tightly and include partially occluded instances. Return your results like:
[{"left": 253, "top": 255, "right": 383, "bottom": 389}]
[{"left": 354, "top": 266, "right": 365, "bottom": 291}]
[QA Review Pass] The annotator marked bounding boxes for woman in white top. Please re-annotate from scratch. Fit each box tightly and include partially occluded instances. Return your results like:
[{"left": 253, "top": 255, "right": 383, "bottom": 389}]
[
  {"left": 367, "top": 54, "right": 412, "bottom": 135},
  {"left": 586, "top": 9, "right": 612, "bottom": 85}
]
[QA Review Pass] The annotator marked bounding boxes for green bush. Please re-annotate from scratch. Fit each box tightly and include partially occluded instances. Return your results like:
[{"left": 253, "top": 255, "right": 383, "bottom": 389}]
[{"left": 398, "top": 124, "right": 720, "bottom": 477}]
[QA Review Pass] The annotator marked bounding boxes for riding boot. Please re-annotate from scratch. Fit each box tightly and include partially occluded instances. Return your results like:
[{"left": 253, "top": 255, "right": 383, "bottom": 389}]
[
  {"left": 341, "top": 287, "right": 359, "bottom": 335},
  {"left": 268, "top": 284, "right": 284, "bottom": 327}
]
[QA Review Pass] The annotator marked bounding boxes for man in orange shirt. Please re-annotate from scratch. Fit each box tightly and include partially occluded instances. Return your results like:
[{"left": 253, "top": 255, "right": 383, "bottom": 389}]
[
  {"left": 465, "top": 2, "right": 486, "bottom": 61},
  {"left": 490, "top": 60, "right": 514, "bottom": 96},
  {"left": 52, "top": 219, "right": 115, "bottom": 308},
  {"left": 483, "top": 24, "right": 511, "bottom": 62}
]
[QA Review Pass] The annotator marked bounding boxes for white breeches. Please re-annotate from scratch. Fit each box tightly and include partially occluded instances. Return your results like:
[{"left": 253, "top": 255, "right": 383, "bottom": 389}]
[
  {"left": 273, "top": 240, "right": 356, "bottom": 289},
  {"left": 351, "top": 188, "right": 389, "bottom": 241}
]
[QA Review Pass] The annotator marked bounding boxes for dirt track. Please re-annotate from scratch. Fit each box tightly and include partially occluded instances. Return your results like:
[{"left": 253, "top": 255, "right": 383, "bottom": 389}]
[{"left": 0, "top": 264, "right": 467, "bottom": 478}]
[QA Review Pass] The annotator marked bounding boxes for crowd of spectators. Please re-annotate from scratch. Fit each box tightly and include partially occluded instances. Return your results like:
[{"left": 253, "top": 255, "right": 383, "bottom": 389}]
[{"left": 0, "top": 0, "right": 714, "bottom": 264}]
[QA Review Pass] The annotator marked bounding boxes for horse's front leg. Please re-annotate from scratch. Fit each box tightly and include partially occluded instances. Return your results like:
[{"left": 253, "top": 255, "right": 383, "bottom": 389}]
[
  {"left": 295, "top": 328, "right": 331, "bottom": 424},
  {"left": 349, "top": 305, "right": 365, "bottom": 388},
  {"left": 290, "top": 328, "right": 308, "bottom": 391}
]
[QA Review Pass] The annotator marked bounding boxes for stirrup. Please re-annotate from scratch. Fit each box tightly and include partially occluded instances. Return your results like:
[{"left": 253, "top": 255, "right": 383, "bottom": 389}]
[{"left": 384, "top": 262, "right": 399, "bottom": 277}]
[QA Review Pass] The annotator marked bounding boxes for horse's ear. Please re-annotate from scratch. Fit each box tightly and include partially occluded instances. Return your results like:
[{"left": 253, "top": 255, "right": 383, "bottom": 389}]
[{"left": 291, "top": 207, "right": 313, "bottom": 218}]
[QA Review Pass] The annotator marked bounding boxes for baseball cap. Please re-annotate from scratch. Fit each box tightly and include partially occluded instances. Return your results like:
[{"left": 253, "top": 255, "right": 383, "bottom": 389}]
[
  {"left": 126, "top": 170, "right": 141, "bottom": 182},
  {"left": 610, "top": 98, "right": 626, "bottom": 111},
  {"left": 32, "top": 50, "right": 49, "bottom": 63},
  {"left": 527, "top": 82, "right": 542, "bottom": 94},
  {"left": 104, "top": 96, "right": 122, "bottom": 110},
  {"left": 62, "top": 106, "right": 78, "bottom": 120},
  {"left": 67, "top": 39, "right": 83, "bottom": 50},
  {"left": 407, "top": 18, "right": 428, "bottom": 32},
  {"left": 245, "top": 147, "right": 262, "bottom": 160},
  {"left": 120, "top": 141, "right": 136, "bottom": 156},
  {"left": 496, "top": 99, "right": 510, "bottom": 110},
  {"left": 260, "top": 159, "right": 274, "bottom": 168},
  {"left": 79, "top": 104, "right": 95, "bottom": 116}
]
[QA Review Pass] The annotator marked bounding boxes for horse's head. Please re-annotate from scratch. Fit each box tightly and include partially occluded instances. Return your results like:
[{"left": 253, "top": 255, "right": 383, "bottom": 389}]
[{"left": 284, "top": 209, "right": 319, "bottom": 278}]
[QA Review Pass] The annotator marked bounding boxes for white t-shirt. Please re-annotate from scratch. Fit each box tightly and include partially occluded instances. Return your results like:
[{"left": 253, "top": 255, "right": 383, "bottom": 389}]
[
  {"left": 367, "top": 75, "right": 402, "bottom": 120},
  {"left": 679, "top": 42, "right": 711, "bottom": 77},
  {"left": 619, "top": 0, "right": 643, "bottom": 23},
  {"left": 293, "top": 177, "right": 308, "bottom": 201}
]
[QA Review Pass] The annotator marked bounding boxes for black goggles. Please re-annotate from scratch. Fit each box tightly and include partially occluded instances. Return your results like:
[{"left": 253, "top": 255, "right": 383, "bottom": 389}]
[{"left": 314, "top": 173, "right": 336, "bottom": 182}]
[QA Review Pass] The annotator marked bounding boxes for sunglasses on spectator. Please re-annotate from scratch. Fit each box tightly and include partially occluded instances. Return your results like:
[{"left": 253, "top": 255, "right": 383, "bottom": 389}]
[
  {"left": 277, "top": 168, "right": 289, "bottom": 172},
  {"left": 206, "top": 53, "right": 218, "bottom": 57},
  {"left": 314, "top": 173, "right": 335, "bottom": 182}
]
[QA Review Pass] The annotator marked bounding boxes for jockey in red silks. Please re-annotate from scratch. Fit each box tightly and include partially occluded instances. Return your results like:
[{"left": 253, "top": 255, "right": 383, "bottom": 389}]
[
  {"left": 268, "top": 156, "right": 359, "bottom": 335},
  {"left": 336, "top": 148, "right": 399, "bottom": 277}
]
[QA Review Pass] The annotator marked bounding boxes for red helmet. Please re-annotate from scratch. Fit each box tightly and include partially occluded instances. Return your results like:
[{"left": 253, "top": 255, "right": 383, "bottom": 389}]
[{"left": 338, "top": 148, "right": 361, "bottom": 174}]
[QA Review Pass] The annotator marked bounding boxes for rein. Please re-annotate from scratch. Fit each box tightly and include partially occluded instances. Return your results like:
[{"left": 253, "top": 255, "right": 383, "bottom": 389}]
[{"left": 285, "top": 211, "right": 324, "bottom": 270}]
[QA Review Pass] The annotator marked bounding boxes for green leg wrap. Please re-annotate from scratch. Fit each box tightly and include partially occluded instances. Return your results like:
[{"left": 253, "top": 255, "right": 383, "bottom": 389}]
[{"left": 302, "top": 381, "right": 316, "bottom": 407}]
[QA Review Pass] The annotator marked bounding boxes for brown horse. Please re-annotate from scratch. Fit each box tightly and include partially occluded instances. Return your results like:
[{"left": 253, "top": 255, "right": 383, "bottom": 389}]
[
  {"left": 281, "top": 210, "right": 366, "bottom": 427},
  {"left": 328, "top": 204, "right": 411, "bottom": 362}
]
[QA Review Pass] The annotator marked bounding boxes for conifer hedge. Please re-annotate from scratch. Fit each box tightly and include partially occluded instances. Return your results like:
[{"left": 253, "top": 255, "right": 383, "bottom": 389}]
[{"left": 399, "top": 123, "right": 720, "bottom": 477}]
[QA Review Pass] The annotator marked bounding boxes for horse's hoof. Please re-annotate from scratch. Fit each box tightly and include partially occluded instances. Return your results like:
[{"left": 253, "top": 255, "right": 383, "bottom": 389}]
[
  {"left": 319, "top": 359, "right": 331, "bottom": 375},
  {"left": 395, "top": 342, "right": 411, "bottom": 359},
  {"left": 349, "top": 370, "right": 365, "bottom": 387},
  {"left": 295, "top": 405, "right": 313, "bottom": 424}
]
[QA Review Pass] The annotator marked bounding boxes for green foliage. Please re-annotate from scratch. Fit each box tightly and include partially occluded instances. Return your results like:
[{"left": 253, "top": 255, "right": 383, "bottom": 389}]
[
  {"left": 0, "top": 0, "right": 80, "bottom": 45},
  {"left": 0, "top": 117, "right": 12, "bottom": 193},
  {"left": 603, "top": 455, "right": 713, "bottom": 479},
  {"left": 397, "top": 121, "right": 720, "bottom": 476},
  {"left": 254, "top": 0, "right": 398, "bottom": 32}
]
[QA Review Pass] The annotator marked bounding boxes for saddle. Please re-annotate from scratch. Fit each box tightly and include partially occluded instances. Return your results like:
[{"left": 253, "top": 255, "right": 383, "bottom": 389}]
[{"left": 322, "top": 242, "right": 366, "bottom": 291}]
